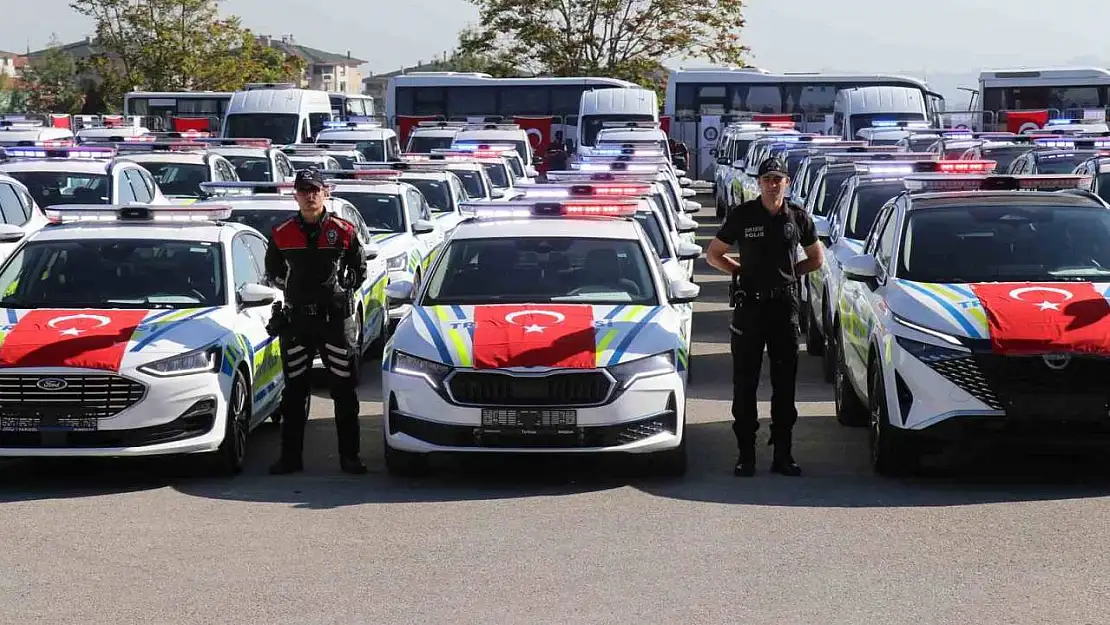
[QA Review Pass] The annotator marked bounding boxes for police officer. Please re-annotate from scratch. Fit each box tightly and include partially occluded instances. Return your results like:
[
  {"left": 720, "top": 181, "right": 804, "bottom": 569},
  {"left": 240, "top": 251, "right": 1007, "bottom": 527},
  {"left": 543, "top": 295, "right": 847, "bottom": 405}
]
[
  {"left": 706, "top": 157, "right": 823, "bottom": 477},
  {"left": 265, "top": 168, "right": 369, "bottom": 475}
]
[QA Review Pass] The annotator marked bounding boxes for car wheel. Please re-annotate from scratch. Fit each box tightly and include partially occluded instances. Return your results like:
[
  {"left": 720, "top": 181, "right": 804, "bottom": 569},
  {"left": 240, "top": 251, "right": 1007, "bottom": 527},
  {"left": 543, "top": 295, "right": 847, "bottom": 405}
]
[
  {"left": 821, "top": 311, "right": 837, "bottom": 383},
  {"left": 646, "top": 434, "right": 687, "bottom": 477},
  {"left": 383, "top": 425, "right": 430, "bottom": 477},
  {"left": 869, "top": 361, "right": 919, "bottom": 476},
  {"left": 210, "top": 370, "right": 249, "bottom": 475},
  {"left": 833, "top": 333, "right": 868, "bottom": 427}
]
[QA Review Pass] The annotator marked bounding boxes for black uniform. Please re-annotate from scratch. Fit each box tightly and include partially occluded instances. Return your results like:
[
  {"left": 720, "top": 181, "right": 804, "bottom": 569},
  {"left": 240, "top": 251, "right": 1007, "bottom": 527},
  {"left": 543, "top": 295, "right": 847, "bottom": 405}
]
[
  {"left": 264, "top": 174, "right": 367, "bottom": 472},
  {"left": 715, "top": 187, "right": 816, "bottom": 474}
]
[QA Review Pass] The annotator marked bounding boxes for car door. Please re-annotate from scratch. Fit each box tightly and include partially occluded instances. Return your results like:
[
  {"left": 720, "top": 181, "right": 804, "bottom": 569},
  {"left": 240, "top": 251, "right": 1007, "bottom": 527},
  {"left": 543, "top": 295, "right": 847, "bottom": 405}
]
[
  {"left": 232, "top": 232, "right": 282, "bottom": 425},
  {"left": 405, "top": 188, "right": 442, "bottom": 271},
  {"left": 812, "top": 178, "right": 856, "bottom": 334},
  {"left": 846, "top": 202, "right": 899, "bottom": 388},
  {"left": 332, "top": 200, "right": 388, "bottom": 345}
]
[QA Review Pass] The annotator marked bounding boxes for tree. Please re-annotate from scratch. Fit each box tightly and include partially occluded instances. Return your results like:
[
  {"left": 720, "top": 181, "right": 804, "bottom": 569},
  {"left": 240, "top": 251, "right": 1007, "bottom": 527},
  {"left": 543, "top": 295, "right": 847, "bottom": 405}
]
[
  {"left": 459, "top": 0, "right": 749, "bottom": 90},
  {"left": 19, "top": 35, "right": 86, "bottom": 114},
  {"left": 69, "top": 0, "right": 303, "bottom": 97}
]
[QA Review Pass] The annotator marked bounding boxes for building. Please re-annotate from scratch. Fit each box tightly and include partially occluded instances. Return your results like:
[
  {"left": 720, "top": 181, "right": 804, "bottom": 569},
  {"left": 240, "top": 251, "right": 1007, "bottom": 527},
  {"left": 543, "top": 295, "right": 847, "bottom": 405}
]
[
  {"left": 0, "top": 51, "right": 25, "bottom": 79},
  {"left": 257, "top": 35, "right": 365, "bottom": 94}
]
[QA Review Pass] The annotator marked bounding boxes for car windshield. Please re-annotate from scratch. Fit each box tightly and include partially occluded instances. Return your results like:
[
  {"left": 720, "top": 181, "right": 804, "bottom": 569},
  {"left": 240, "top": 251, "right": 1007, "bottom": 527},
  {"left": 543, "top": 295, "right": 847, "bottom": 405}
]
[
  {"left": 331, "top": 191, "right": 405, "bottom": 232},
  {"left": 0, "top": 239, "right": 224, "bottom": 309},
  {"left": 407, "top": 135, "right": 455, "bottom": 153},
  {"left": 849, "top": 113, "right": 927, "bottom": 136},
  {"left": 482, "top": 162, "right": 510, "bottom": 188},
  {"left": 650, "top": 192, "right": 677, "bottom": 230},
  {"left": 785, "top": 154, "right": 807, "bottom": 179},
  {"left": 800, "top": 159, "right": 827, "bottom": 198},
  {"left": 6, "top": 171, "right": 109, "bottom": 207},
  {"left": 1098, "top": 173, "right": 1110, "bottom": 204},
  {"left": 403, "top": 178, "right": 451, "bottom": 213},
  {"left": 136, "top": 162, "right": 210, "bottom": 198},
  {"left": 844, "top": 183, "right": 902, "bottom": 239},
  {"left": 638, "top": 201, "right": 672, "bottom": 260},
  {"left": 906, "top": 137, "right": 940, "bottom": 151},
  {"left": 580, "top": 115, "right": 656, "bottom": 147},
  {"left": 226, "top": 208, "right": 295, "bottom": 236},
  {"left": 223, "top": 155, "right": 272, "bottom": 182},
  {"left": 451, "top": 169, "right": 486, "bottom": 198},
  {"left": 899, "top": 204, "right": 1110, "bottom": 283},
  {"left": 1036, "top": 152, "right": 1094, "bottom": 174},
  {"left": 224, "top": 113, "right": 298, "bottom": 145},
  {"left": 503, "top": 155, "right": 526, "bottom": 178},
  {"left": 288, "top": 156, "right": 331, "bottom": 171},
  {"left": 978, "top": 145, "right": 1031, "bottom": 171},
  {"left": 424, "top": 237, "right": 658, "bottom": 305},
  {"left": 815, "top": 169, "right": 853, "bottom": 217},
  {"left": 330, "top": 154, "right": 360, "bottom": 169},
  {"left": 324, "top": 139, "right": 384, "bottom": 162}
]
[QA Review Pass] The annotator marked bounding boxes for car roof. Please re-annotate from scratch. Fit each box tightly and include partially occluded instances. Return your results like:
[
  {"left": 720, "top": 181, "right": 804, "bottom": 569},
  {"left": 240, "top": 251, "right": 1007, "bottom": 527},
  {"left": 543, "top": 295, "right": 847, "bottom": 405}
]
[
  {"left": 29, "top": 221, "right": 235, "bottom": 243},
  {"left": 315, "top": 128, "right": 393, "bottom": 140},
  {"left": 1033, "top": 149, "right": 1099, "bottom": 159},
  {"left": 399, "top": 171, "right": 451, "bottom": 180},
  {"left": 331, "top": 182, "right": 406, "bottom": 195},
  {"left": 0, "top": 159, "right": 114, "bottom": 173},
  {"left": 455, "top": 129, "right": 526, "bottom": 140},
  {"left": 907, "top": 191, "right": 1105, "bottom": 209},
  {"left": 117, "top": 152, "right": 209, "bottom": 164},
  {"left": 452, "top": 217, "right": 642, "bottom": 240},
  {"left": 208, "top": 146, "right": 269, "bottom": 157}
]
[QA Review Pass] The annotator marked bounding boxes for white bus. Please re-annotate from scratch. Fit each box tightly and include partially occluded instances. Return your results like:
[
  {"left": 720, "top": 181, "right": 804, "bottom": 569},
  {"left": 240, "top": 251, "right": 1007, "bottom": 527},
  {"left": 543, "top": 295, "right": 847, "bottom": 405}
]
[
  {"left": 123, "top": 90, "right": 376, "bottom": 132},
  {"left": 664, "top": 67, "right": 944, "bottom": 180},
  {"left": 973, "top": 67, "right": 1110, "bottom": 133},
  {"left": 385, "top": 72, "right": 638, "bottom": 147}
]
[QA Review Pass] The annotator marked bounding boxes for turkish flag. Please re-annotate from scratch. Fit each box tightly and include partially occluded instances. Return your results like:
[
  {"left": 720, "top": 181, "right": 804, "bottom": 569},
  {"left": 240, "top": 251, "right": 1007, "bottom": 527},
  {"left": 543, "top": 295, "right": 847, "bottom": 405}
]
[
  {"left": 659, "top": 115, "right": 671, "bottom": 136},
  {"left": 971, "top": 282, "right": 1110, "bottom": 355},
  {"left": 49, "top": 114, "right": 71, "bottom": 129},
  {"left": 396, "top": 115, "right": 438, "bottom": 151},
  {"left": 0, "top": 310, "right": 149, "bottom": 372},
  {"left": 172, "top": 117, "right": 210, "bottom": 132},
  {"left": 1005, "top": 110, "right": 1049, "bottom": 135},
  {"left": 472, "top": 305, "right": 596, "bottom": 369},
  {"left": 514, "top": 116, "right": 553, "bottom": 156}
]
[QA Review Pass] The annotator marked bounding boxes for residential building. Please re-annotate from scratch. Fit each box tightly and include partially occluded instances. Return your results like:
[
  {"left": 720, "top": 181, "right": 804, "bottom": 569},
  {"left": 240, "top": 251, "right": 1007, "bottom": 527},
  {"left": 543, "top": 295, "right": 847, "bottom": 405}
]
[
  {"left": 257, "top": 35, "right": 366, "bottom": 94},
  {"left": 0, "top": 51, "right": 25, "bottom": 79}
]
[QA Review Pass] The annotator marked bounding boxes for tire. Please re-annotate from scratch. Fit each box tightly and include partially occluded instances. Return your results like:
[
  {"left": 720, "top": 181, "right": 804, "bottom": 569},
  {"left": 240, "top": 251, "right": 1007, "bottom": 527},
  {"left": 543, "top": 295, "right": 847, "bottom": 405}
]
[
  {"left": 716, "top": 195, "right": 727, "bottom": 220},
  {"left": 209, "top": 370, "right": 250, "bottom": 475},
  {"left": 383, "top": 426, "right": 430, "bottom": 477},
  {"left": 821, "top": 311, "right": 837, "bottom": 383},
  {"left": 833, "top": 335, "right": 868, "bottom": 427},
  {"left": 366, "top": 306, "right": 387, "bottom": 359},
  {"left": 869, "top": 361, "right": 920, "bottom": 476},
  {"left": 805, "top": 293, "right": 823, "bottom": 356}
]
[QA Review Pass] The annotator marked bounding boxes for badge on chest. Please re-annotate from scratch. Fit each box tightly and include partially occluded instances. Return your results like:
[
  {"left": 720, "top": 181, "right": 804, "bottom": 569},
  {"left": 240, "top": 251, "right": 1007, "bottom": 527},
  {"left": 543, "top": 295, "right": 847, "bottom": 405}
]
[{"left": 744, "top": 225, "right": 764, "bottom": 239}]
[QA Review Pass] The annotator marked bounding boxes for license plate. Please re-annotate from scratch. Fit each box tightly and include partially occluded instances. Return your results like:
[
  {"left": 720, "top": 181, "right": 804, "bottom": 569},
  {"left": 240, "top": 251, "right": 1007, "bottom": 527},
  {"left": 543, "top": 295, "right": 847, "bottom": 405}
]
[
  {"left": 1006, "top": 394, "right": 1109, "bottom": 420},
  {"left": 0, "top": 410, "right": 98, "bottom": 432},
  {"left": 481, "top": 408, "right": 577, "bottom": 431}
]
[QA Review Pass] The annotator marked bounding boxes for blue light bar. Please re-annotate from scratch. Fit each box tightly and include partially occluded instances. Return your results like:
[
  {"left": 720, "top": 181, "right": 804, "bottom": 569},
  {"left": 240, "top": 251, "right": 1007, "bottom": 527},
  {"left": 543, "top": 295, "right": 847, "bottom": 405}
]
[
  {"left": 459, "top": 200, "right": 640, "bottom": 219},
  {"left": 322, "top": 121, "right": 381, "bottom": 129},
  {"left": 1034, "top": 138, "right": 1076, "bottom": 148},
  {"left": 942, "top": 131, "right": 974, "bottom": 140},
  {"left": 2, "top": 145, "right": 116, "bottom": 159},
  {"left": 1046, "top": 118, "right": 1082, "bottom": 126}
]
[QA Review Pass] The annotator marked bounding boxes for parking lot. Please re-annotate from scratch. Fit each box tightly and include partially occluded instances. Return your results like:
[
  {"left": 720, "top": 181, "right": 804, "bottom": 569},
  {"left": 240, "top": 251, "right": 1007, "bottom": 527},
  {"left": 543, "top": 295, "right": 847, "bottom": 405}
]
[{"left": 0, "top": 197, "right": 1107, "bottom": 625}]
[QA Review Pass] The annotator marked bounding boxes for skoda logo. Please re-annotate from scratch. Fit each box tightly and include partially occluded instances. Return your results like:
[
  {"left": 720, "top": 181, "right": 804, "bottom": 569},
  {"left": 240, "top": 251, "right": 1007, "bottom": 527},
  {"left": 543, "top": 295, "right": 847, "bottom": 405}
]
[
  {"left": 1042, "top": 354, "right": 1071, "bottom": 370},
  {"left": 36, "top": 378, "right": 68, "bottom": 391}
]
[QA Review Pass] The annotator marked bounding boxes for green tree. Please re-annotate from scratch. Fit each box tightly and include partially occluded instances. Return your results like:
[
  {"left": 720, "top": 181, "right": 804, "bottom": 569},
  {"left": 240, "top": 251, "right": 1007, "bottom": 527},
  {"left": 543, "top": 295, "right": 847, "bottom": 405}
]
[
  {"left": 19, "top": 35, "right": 86, "bottom": 114},
  {"left": 460, "top": 0, "right": 748, "bottom": 90}
]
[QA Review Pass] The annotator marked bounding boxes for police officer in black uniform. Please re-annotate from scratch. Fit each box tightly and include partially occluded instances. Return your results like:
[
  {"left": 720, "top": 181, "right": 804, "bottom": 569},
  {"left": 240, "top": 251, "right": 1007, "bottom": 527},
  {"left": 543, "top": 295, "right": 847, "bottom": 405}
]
[
  {"left": 265, "top": 168, "right": 369, "bottom": 475},
  {"left": 706, "top": 157, "right": 824, "bottom": 477}
]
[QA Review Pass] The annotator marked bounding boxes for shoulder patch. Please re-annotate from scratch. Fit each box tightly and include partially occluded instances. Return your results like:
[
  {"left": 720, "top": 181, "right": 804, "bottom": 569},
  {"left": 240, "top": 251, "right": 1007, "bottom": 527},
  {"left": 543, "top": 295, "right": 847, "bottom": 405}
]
[{"left": 329, "top": 215, "right": 356, "bottom": 232}]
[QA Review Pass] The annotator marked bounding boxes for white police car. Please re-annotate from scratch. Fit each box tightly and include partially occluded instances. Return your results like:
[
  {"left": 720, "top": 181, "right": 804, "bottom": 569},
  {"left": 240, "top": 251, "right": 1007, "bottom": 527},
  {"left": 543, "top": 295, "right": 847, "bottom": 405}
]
[
  {"left": 0, "top": 203, "right": 285, "bottom": 474},
  {"left": 381, "top": 198, "right": 700, "bottom": 476},
  {"left": 200, "top": 138, "right": 297, "bottom": 184},
  {"left": 0, "top": 145, "right": 171, "bottom": 207},
  {"left": 0, "top": 173, "right": 49, "bottom": 262}
]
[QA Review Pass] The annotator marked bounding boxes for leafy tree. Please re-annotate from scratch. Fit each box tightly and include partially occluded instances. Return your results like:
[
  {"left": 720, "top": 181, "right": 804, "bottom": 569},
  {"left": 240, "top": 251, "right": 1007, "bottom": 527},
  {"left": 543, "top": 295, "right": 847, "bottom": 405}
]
[
  {"left": 19, "top": 35, "right": 86, "bottom": 114},
  {"left": 459, "top": 0, "right": 749, "bottom": 90}
]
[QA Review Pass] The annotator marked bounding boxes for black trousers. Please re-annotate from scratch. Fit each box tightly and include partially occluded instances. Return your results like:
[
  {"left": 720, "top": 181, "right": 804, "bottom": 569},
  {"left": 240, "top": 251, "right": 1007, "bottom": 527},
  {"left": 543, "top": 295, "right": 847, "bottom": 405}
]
[
  {"left": 278, "top": 311, "right": 361, "bottom": 458},
  {"left": 730, "top": 291, "right": 800, "bottom": 450}
]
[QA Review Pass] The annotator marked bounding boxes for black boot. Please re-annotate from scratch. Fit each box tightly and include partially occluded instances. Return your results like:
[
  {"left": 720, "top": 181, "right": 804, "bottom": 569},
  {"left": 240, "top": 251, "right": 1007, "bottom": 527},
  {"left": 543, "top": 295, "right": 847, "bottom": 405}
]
[
  {"left": 269, "top": 456, "right": 303, "bottom": 475},
  {"left": 734, "top": 445, "right": 756, "bottom": 477},
  {"left": 769, "top": 432, "right": 802, "bottom": 476},
  {"left": 340, "top": 455, "right": 368, "bottom": 475}
]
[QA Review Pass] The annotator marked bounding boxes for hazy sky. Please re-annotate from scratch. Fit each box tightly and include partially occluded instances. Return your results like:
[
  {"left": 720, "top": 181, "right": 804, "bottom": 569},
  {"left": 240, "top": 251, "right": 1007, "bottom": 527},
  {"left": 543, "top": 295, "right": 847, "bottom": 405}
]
[{"left": 2, "top": 0, "right": 1108, "bottom": 76}]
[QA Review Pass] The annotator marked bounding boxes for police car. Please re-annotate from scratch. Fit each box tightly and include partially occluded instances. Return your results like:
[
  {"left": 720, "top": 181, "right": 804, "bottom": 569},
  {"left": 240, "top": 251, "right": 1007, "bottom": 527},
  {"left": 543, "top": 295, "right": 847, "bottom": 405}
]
[
  {"left": 806, "top": 160, "right": 997, "bottom": 380},
  {"left": 405, "top": 121, "right": 466, "bottom": 154},
  {"left": 435, "top": 149, "right": 520, "bottom": 200},
  {"left": 956, "top": 138, "right": 1035, "bottom": 172},
  {"left": 278, "top": 145, "right": 342, "bottom": 171},
  {"left": 1005, "top": 137, "right": 1110, "bottom": 175},
  {"left": 321, "top": 177, "right": 446, "bottom": 329},
  {"left": 73, "top": 116, "right": 153, "bottom": 145},
  {"left": 832, "top": 173, "right": 1110, "bottom": 474},
  {"left": 0, "top": 145, "right": 170, "bottom": 207},
  {"left": 381, "top": 198, "right": 700, "bottom": 476},
  {"left": 115, "top": 142, "right": 241, "bottom": 204},
  {"left": 0, "top": 173, "right": 48, "bottom": 262},
  {"left": 451, "top": 142, "right": 536, "bottom": 185},
  {"left": 199, "top": 138, "right": 297, "bottom": 184},
  {"left": 712, "top": 122, "right": 800, "bottom": 216},
  {"left": 321, "top": 168, "right": 470, "bottom": 236},
  {"left": 310, "top": 144, "right": 367, "bottom": 169},
  {"left": 198, "top": 182, "right": 391, "bottom": 361},
  {"left": 734, "top": 135, "right": 859, "bottom": 208},
  {"left": 399, "top": 157, "right": 499, "bottom": 202},
  {"left": 0, "top": 116, "right": 74, "bottom": 147},
  {"left": 1072, "top": 154, "right": 1110, "bottom": 203},
  {"left": 0, "top": 203, "right": 285, "bottom": 474},
  {"left": 314, "top": 120, "right": 401, "bottom": 162},
  {"left": 453, "top": 123, "right": 535, "bottom": 170}
]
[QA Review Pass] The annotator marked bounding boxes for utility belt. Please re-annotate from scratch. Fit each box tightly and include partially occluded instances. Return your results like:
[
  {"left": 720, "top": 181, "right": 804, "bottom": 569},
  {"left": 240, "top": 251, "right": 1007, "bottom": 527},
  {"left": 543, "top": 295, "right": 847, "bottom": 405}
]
[
  {"left": 266, "top": 294, "right": 354, "bottom": 336},
  {"left": 729, "top": 281, "right": 797, "bottom": 308}
]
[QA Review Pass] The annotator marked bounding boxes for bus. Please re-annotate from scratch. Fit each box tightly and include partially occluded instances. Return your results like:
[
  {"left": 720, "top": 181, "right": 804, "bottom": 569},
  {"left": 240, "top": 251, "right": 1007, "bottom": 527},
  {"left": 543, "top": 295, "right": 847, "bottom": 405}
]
[
  {"left": 385, "top": 72, "right": 638, "bottom": 148},
  {"left": 973, "top": 68, "right": 1110, "bottom": 133},
  {"left": 664, "top": 67, "right": 944, "bottom": 180},
  {"left": 123, "top": 90, "right": 377, "bottom": 132}
]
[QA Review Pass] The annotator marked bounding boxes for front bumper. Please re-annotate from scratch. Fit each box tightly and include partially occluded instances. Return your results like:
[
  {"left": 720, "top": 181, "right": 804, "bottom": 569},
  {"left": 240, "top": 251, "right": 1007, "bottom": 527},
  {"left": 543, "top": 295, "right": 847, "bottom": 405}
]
[
  {"left": 382, "top": 369, "right": 685, "bottom": 454},
  {"left": 0, "top": 368, "right": 229, "bottom": 457}
]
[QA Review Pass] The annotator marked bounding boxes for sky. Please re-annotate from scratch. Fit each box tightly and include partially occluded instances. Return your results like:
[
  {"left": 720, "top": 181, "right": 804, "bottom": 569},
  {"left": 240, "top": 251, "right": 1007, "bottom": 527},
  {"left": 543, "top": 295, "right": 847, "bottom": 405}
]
[{"left": 3, "top": 0, "right": 1110, "bottom": 101}]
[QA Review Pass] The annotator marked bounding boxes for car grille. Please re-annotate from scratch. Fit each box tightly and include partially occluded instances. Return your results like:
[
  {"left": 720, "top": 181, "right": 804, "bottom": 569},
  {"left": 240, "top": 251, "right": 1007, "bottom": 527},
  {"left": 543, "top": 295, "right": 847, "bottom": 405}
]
[
  {"left": 447, "top": 371, "right": 613, "bottom": 406},
  {"left": 924, "top": 353, "right": 1110, "bottom": 412},
  {"left": 0, "top": 374, "right": 147, "bottom": 419}
]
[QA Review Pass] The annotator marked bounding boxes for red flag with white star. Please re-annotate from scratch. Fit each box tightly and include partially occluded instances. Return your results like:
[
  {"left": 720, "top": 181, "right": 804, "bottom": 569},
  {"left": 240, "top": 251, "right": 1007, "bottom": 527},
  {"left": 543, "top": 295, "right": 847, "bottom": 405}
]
[
  {"left": 0, "top": 310, "right": 149, "bottom": 371},
  {"left": 970, "top": 282, "right": 1110, "bottom": 355},
  {"left": 471, "top": 305, "right": 596, "bottom": 369}
]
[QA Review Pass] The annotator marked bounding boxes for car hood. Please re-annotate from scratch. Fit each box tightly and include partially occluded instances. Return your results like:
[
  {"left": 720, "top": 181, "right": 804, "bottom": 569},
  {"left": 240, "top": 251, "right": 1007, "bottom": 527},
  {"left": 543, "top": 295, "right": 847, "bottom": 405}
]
[
  {"left": 0, "top": 306, "right": 237, "bottom": 372},
  {"left": 393, "top": 303, "right": 682, "bottom": 368}
]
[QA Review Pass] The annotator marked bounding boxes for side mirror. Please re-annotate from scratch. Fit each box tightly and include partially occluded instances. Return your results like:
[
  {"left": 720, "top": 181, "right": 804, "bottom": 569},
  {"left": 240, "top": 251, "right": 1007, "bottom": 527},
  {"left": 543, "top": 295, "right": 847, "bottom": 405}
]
[
  {"left": 526, "top": 166, "right": 539, "bottom": 178},
  {"left": 679, "top": 177, "right": 693, "bottom": 187},
  {"left": 716, "top": 157, "right": 730, "bottom": 166},
  {"left": 683, "top": 200, "right": 701, "bottom": 214},
  {"left": 676, "top": 216, "right": 698, "bottom": 233},
  {"left": 490, "top": 189, "right": 506, "bottom": 199},
  {"left": 532, "top": 156, "right": 543, "bottom": 166},
  {"left": 843, "top": 254, "right": 880, "bottom": 282},
  {"left": 412, "top": 219, "right": 435, "bottom": 235},
  {"left": 668, "top": 279, "right": 700, "bottom": 303},
  {"left": 732, "top": 160, "right": 746, "bottom": 169},
  {"left": 385, "top": 278, "right": 415, "bottom": 304},
  {"left": 0, "top": 224, "right": 25, "bottom": 243},
  {"left": 363, "top": 242, "right": 380, "bottom": 260},
  {"left": 681, "top": 188, "right": 697, "bottom": 198},
  {"left": 674, "top": 169, "right": 687, "bottom": 177},
  {"left": 676, "top": 242, "right": 702, "bottom": 261},
  {"left": 238, "top": 282, "right": 280, "bottom": 307}
]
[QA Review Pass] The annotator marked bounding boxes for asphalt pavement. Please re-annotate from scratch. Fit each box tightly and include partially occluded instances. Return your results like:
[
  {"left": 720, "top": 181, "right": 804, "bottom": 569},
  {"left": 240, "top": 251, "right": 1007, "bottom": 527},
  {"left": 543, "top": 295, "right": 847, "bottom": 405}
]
[{"left": 0, "top": 196, "right": 1108, "bottom": 625}]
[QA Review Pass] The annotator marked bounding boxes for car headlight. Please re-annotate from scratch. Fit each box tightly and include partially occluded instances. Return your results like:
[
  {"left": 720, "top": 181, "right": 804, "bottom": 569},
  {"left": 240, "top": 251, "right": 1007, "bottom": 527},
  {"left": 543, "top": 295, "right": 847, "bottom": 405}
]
[
  {"left": 138, "top": 346, "right": 221, "bottom": 377},
  {"left": 391, "top": 350, "right": 451, "bottom": 388},
  {"left": 895, "top": 337, "right": 968, "bottom": 363},
  {"left": 608, "top": 351, "right": 676, "bottom": 390},
  {"left": 386, "top": 253, "right": 408, "bottom": 271}
]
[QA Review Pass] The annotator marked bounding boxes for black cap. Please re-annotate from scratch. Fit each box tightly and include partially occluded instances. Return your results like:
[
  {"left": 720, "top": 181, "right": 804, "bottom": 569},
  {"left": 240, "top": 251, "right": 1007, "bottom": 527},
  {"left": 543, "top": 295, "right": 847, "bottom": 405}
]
[
  {"left": 758, "top": 157, "right": 789, "bottom": 178},
  {"left": 293, "top": 168, "right": 327, "bottom": 190}
]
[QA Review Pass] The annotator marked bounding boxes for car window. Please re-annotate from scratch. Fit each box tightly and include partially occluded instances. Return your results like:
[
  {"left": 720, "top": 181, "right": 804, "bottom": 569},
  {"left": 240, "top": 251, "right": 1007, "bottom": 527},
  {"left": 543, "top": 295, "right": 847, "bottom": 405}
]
[
  {"left": 0, "top": 183, "right": 28, "bottom": 225},
  {"left": 241, "top": 233, "right": 268, "bottom": 277},
  {"left": 874, "top": 209, "right": 899, "bottom": 272},
  {"left": 232, "top": 235, "right": 262, "bottom": 290},
  {"left": 126, "top": 169, "right": 153, "bottom": 203},
  {"left": 405, "top": 189, "right": 424, "bottom": 226},
  {"left": 215, "top": 158, "right": 238, "bottom": 181},
  {"left": 116, "top": 171, "right": 138, "bottom": 204},
  {"left": 275, "top": 153, "right": 294, "bottom": 180}
]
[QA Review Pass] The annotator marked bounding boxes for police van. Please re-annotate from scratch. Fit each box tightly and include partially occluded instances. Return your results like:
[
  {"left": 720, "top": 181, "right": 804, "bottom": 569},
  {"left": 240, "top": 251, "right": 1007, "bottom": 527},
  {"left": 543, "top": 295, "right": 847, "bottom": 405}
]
[
  {"left": 832, "top": 86, "right": 930, "bottom": 141},
  {"left": 576, "top": 88, "right": 659, "bottom": 157},
  {"left": 222, "top": 86, "right": 333, "bottom": 146}
]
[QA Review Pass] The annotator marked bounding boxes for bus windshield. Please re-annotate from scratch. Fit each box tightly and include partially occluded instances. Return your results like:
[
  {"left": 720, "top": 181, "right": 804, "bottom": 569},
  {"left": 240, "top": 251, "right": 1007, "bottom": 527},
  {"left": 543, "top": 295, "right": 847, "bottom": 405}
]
[{"left": 580, "top": 115, "right": 656, "bottom": 147}]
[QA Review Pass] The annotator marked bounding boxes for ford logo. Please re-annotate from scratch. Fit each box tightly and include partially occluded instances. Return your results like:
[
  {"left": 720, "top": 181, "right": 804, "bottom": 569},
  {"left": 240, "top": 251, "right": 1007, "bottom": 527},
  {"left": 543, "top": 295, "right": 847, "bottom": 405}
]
[{"left": 36, "top": 378, "right": 68, "bottom": 391}]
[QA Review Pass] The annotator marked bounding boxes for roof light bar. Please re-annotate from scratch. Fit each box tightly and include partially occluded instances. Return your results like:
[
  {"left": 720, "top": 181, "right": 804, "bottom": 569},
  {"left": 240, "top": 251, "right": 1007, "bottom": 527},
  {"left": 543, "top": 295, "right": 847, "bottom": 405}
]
[
  {"left": 1, "top": 145, "right": 116, "bottom": 159},
  {"left": 520, "top": 182, "right": 652, "bottom": 199},
  {"left": 322, "top": 121, "right": 382, "bottom": 129},
  {"left": 450, "top": 142, "right": 517, "bottom": 152},
  {"left": 921, "top": 160, "right": 997, "bottom": 173},
  {"left": 459, "top": 200, "right": 640, "bottom": 218},
  {"left": 198, "top": 181, "right": 295, "bottom": 194},
  {"left": 572, "top": 161, "right": 667, "bottom": 173},
  {"left": 197, "top": 138, "right": 273, "bottom": 148},
  {"left": 591, "top": 146, "right": 667, "bottom": 157},
  {"left": 903, "top": 174, "right": 1093, "bottom": 193},
  {"left": 320, "top": 169, "right": 401, "bottom": 180},
  {"left": 45, "top": 203, "right": 233, "bottom": 223},
  {"left": 599, "top": 121, "right": 661, "bottom": 129},
  {"left": 870, "top": 120, "right": 932, "bottom": 128},
  {"left": 116, "top": 141, "right": 208, "bottom": 153},
  {"left": 826, "top": 151, "right": 935, "bottom": 163}
]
